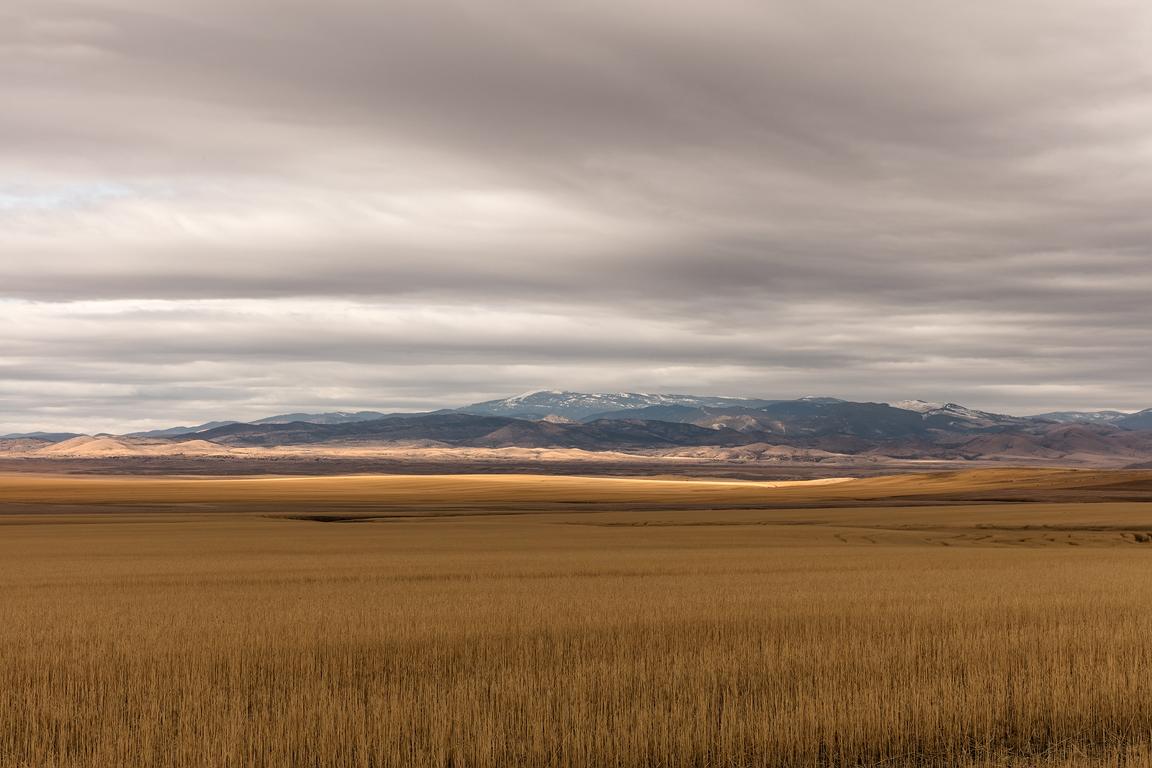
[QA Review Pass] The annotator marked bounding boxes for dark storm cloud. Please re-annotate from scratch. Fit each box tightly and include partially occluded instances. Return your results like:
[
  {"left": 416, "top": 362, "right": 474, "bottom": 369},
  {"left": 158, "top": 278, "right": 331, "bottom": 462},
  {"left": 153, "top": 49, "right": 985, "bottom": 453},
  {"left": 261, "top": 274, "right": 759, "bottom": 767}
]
[{"left": 3, "top": 0, "right": 1152, "bottom": 430}]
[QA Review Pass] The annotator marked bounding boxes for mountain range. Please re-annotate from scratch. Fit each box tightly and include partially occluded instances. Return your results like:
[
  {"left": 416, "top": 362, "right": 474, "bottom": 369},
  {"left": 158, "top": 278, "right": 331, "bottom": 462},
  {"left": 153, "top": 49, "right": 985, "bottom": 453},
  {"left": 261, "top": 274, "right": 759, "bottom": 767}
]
[{"left": 4, "top": 390, "right": 1152, "bottom": 465}]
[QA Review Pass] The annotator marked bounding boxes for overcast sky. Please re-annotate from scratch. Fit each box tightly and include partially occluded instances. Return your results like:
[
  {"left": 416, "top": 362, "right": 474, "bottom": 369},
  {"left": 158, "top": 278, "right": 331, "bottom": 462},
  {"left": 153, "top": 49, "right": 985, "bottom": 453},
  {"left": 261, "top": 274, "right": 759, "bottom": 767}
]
[{"left": 4, "top": 0, "right": 1152, "bottom": 432}]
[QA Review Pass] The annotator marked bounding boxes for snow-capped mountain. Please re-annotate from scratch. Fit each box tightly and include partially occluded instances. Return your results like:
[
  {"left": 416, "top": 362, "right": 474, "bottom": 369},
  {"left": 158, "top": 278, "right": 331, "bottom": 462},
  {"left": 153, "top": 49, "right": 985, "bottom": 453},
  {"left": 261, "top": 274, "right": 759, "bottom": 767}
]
[
  {"left": 457, "top": 390, "right": 775, "bottom": 420},
  {"left": 41, "top": 392, "right": 1152, "bottom": 452},
  {"left": 1031, "top": 410, "right": 1130, "bottom": 425},
  {"left": 889, "top": 400, "right": 1031, "bottom": 428},
  {"left": 13, "top": 391, "right": 1152, "bottom": 464},
  {"left": 889, "top": 400, "right": 945, "bottom": 414}
]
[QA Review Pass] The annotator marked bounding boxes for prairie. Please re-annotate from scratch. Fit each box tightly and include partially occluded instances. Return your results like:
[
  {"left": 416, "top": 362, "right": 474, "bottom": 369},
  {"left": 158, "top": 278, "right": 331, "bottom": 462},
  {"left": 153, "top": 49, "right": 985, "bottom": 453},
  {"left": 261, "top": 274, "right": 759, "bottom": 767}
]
[{"left": 2, "top": 469, "right": 1152, "bottom": 767}]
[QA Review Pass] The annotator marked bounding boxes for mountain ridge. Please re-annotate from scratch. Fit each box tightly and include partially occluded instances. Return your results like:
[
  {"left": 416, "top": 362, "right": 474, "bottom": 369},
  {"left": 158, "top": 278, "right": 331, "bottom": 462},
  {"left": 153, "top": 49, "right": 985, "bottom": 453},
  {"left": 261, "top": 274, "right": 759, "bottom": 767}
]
[
  {"left": 38, "top": 391, "right": 1142, "bottom": 438},
  {"left": 456, "top": 390, "right": 781, "bottom": 419},
  {"left": 5, "top": 391, "right": 1152, "bottom": 466}
]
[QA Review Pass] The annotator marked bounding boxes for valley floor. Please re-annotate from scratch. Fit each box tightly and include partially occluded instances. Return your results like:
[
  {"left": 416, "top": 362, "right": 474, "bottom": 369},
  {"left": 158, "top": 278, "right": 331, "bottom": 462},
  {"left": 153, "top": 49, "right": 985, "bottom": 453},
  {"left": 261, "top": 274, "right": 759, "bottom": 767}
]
[{"left": 2, "top": 469, "right": 1152, "bottom": 766}]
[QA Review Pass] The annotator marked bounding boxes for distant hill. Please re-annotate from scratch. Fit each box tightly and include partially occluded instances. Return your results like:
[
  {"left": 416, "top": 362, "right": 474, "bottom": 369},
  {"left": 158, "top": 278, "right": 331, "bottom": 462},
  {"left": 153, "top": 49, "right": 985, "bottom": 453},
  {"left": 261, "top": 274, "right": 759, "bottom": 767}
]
[
  {"left": 35, "top": 436, "right": 229, "bottom": 457},
  {"left": 113, "top": 392, "right": 1044, "bottom": 439},
  {"left": 1116, "top": 409, "right": 1152, "bottom": 431},
  {"left": 888, "top": 400, "right": 1034, "bottom": 430},
  {"left": 194, "top": 412, "right": 752, "bottom": 450},
  {"left": 588, "top": 399, "right": 1029, "bottom": 438},
  {"left": 0, "top": 431, "right": 84, "bottom": 442},
  {"left": 1031, "top": 410, "right": 1131, "bottom": 425},
  {"left": 129, "top": 421, "right": 239, "bottom": 438},
  {"left": 11, "top": 391, "right": 1152, "bottom": 466},
  {"left": 250, "top": 410, "right": 446, "bottom": 425},
  {"left": 457, "top": 390, "right": 781, "bottom": 420},
  {"left": 128, "top": 411, "right": 446, "bottom": 437},
  {"left": 0, "top": 437, "right": 56, "bottom": 453},
  {"left": 1030, "top": 408, "right": 1152, "bottom": 431},
  {"left": 144, "top": 397, "right": 1152, "bottom": 464},
  {"left": 950, "top": 423, "right": 1152, "bottom": 462}
]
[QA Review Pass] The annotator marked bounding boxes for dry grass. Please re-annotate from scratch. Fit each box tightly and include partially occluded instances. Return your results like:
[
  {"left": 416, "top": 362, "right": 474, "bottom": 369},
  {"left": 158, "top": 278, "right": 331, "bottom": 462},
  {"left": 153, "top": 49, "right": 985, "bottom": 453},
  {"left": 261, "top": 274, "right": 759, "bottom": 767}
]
[{"left": 2, "top": 471, "right": 1152, "bottom": 767}]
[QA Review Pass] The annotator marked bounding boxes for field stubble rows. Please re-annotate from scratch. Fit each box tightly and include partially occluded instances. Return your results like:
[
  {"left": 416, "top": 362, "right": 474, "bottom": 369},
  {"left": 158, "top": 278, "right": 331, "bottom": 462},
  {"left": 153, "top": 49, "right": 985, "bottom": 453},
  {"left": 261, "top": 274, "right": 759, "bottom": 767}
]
[{"left": 2, "top": 470, "right": 1152, "bottom": 767}]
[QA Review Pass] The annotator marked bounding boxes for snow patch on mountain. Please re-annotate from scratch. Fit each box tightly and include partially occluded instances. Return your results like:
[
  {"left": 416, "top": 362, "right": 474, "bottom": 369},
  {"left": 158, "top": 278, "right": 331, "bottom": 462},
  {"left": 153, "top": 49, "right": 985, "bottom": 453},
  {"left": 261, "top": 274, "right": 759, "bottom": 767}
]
[
  {"left": 890, "top": 400, "right": 945, "bottom": 414},
  {"left": 1031, "top": 410, "right": 1130, "bottom": 424},
  {"left": 459, "top": 391, "right": 774, "bottom": 420},
  {"left": 890, "top": 400, "right": 1031, "bottom": 428}
]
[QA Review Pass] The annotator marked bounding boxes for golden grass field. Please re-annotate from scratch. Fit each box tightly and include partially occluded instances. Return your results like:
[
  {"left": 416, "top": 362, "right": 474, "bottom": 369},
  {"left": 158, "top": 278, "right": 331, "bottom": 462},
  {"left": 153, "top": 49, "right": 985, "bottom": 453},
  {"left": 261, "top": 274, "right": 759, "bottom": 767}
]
[{"left": 3, "top": 469, "right": 1152, "bottom": 767}]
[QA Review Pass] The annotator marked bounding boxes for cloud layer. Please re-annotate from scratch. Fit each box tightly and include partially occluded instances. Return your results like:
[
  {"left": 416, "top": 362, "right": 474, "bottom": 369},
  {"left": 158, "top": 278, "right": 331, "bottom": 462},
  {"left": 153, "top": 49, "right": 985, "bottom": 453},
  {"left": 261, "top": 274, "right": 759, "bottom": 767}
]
[{"left": 4, "top": 0, "right": 1152, "bottom": 431}]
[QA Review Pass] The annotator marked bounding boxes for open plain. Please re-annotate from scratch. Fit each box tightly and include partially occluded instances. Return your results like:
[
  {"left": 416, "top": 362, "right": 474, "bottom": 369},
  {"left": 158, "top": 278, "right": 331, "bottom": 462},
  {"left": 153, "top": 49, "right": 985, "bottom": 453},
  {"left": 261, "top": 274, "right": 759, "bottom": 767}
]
[{"left": 3, "top": 469, "right": 1152, "bottom": 767}]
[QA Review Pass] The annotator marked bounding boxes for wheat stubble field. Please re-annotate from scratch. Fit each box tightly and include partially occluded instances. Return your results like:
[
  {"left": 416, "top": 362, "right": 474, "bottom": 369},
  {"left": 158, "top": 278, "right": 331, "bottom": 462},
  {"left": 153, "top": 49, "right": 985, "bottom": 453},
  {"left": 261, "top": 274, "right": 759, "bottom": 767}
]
[{"left": 3, "top": 470, "right": 1152, "bottom": 767}]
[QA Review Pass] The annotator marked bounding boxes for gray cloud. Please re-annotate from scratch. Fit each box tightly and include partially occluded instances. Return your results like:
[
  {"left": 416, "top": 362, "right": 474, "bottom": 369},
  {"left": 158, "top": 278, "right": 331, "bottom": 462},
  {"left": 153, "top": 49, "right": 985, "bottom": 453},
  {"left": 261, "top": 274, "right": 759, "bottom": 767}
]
[{"left": 2, "top": 0, "right": 1152, "bottom": 431}]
